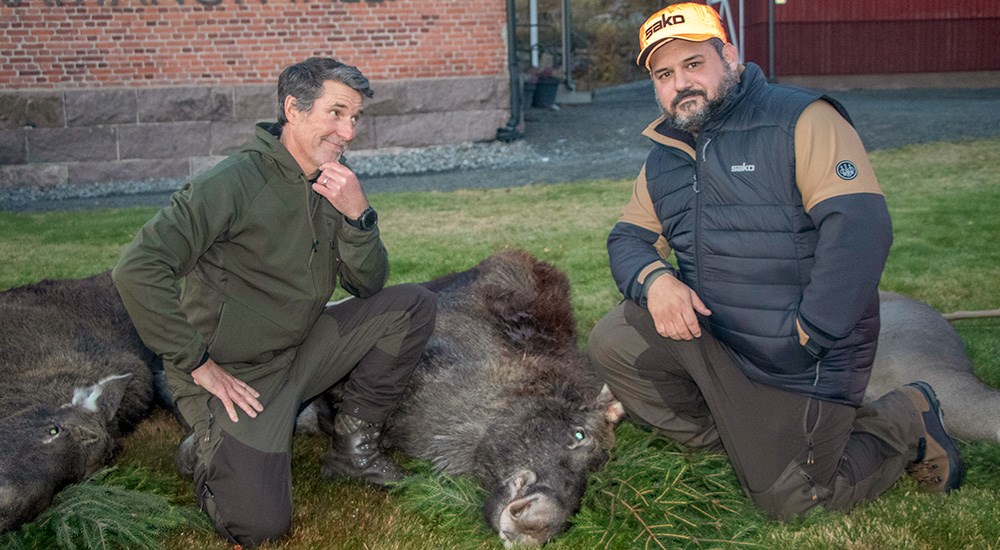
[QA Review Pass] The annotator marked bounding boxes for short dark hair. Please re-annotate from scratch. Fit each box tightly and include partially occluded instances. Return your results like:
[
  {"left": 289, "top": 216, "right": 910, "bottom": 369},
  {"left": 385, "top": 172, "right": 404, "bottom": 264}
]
[
  {"left": 276, "top": 57, "right": 374, "bottom": 126},
  {"left": 707, "top": 38, "right": 727, "bottom": 62}
]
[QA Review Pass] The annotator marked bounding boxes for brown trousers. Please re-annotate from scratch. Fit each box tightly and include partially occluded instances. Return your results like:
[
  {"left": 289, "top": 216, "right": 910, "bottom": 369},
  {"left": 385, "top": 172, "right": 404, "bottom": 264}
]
[
  {"left": 169, "top": 284, "right": 436, "bottom": 547},
  {"left": 587, "top": 300, "right": 924, "bottom": 520}
]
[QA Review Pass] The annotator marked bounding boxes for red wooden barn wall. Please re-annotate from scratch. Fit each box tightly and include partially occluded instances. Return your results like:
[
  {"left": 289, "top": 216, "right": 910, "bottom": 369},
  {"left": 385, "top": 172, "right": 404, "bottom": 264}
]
[{"left": 735, "top": 0, "right": 1000, "bottom": 77}]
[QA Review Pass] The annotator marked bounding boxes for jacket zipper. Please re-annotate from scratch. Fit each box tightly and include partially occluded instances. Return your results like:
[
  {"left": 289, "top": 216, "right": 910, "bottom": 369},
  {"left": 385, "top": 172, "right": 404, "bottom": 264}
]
[
  {"left": 693, "top": 137, "right": 711, "bottom": 294},
  {"left": 303, "top": 175, "right": 320, "bottom": 267}
]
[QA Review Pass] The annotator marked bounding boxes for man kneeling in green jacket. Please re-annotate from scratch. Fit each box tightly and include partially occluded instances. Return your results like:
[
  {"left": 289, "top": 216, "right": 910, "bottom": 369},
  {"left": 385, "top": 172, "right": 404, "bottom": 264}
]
[{"left": 112, "top": 57, "right": 436, "bottom": 548}]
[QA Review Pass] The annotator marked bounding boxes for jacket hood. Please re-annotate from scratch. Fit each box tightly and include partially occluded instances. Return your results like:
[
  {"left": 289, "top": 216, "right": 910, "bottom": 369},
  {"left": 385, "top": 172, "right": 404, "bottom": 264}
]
[{"left": 245, "top": 122, "right": 308, "bottom": 182}]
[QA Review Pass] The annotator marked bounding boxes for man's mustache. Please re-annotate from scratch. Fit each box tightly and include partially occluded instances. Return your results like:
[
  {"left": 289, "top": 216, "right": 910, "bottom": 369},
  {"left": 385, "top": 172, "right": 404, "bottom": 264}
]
[{"left": 671, "top": 89, "right": 707, "bottom": 109}]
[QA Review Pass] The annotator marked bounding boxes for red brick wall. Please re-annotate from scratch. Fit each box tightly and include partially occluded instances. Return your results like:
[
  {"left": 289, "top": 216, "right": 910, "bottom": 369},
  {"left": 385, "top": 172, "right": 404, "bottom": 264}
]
[
  {"left": 0, "top": 1, "right": 513, "bottom": 196},
  {"left": 1, "top": 0, "right": 507, "bottom": 88}
]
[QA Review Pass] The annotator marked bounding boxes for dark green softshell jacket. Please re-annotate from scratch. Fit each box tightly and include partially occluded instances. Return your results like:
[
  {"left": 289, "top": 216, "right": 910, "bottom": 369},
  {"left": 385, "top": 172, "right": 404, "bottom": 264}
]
[{"left": 112, "top": 122, "right": 388, "bottom": 376}]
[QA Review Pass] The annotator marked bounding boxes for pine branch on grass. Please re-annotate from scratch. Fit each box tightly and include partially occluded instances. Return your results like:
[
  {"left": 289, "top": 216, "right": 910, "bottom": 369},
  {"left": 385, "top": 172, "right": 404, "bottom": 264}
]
[
  {"left": 0, "top": 467, "right": 208, "bottom": 550},
  {"left": 393, "top": 459, "right": 494, "bottom": 542},
  {"left": 559, "top": 421, "right": 766, "bottom": 549}
]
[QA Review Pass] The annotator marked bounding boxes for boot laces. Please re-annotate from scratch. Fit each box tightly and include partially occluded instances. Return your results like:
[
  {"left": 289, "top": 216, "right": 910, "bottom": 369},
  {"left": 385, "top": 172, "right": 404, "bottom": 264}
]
[{"left": 908, "top": 460, "right": 943, "bottom": 485}]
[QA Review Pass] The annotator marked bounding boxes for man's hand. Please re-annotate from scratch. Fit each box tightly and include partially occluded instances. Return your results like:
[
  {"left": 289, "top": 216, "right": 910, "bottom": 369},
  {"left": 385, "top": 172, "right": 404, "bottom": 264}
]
[
  {"left": 313, "top": 161, "right": 368, "bottom": 220},
  {"left": 646, "top": 274, "right": 712, "bottom": 340},
  {"left": 191, "top": 358, "right": 263, "bottom": 422}
]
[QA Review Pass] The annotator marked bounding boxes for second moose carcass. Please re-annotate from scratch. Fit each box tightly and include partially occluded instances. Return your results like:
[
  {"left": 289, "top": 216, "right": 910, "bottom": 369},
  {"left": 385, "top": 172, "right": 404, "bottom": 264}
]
[
  {"left": 0, "top": 272, "right": 158, "bottom": 534},
  {"left": 865, "top": 291, "right": 1000, "bottom": 444}
]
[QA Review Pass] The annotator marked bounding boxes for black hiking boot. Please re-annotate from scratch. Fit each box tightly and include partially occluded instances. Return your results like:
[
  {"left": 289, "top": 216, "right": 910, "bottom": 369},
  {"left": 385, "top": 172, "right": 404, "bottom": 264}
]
[
  {"left": 176, "top": 432, "right": 197, "bottom": 479},
  {"left": 320, "top": 413, "right": 404, "bottom": 487},
  {"left": 901, "top": 381, "right": 964, "bottom": 493}
]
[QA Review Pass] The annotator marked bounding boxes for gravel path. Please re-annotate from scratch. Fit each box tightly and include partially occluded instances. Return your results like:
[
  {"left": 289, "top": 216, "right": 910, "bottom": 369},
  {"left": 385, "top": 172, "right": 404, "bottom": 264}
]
[{"left": 4, "top": 83, "right": 999, "bottom": 212}]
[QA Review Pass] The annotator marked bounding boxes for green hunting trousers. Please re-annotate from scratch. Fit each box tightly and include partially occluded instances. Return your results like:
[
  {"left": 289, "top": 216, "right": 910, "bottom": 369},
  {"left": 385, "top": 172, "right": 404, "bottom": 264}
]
[
  {"left": 587, "top": 300, "right": 926, "bottom": 520},
  {"left": 167, "top": 284, "right": 436, "bottom": 547}
]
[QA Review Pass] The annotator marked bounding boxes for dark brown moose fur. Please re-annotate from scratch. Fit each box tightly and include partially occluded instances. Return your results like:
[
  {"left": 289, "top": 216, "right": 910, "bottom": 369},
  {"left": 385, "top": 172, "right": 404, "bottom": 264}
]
[
  {"left": 0, "top": 272, "right": 156, "bottom": 533},
  {"left": 311, "top": 250, "right": 626, "bottom": 547}
]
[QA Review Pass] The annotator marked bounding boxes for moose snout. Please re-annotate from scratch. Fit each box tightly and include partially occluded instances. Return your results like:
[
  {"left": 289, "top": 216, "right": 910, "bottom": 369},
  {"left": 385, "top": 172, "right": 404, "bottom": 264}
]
[{"left": 499, "top": 492, "right": 567, "bottom": 548}]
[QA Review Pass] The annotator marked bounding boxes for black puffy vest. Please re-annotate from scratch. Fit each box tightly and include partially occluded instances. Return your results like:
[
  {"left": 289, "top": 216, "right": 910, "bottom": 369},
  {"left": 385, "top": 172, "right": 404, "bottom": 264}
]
[{"left": 646, "top": 63, "right": 878, "bottom": 404}]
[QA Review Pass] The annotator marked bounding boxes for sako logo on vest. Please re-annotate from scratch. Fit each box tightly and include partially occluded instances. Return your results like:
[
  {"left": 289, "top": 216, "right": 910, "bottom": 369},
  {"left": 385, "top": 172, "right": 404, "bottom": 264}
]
[
  {"left": 730, "top": 163, "right": 755, "bottom": 173},
  {"left": 644, "top": 14, "right": 687, "bottom": 40}
]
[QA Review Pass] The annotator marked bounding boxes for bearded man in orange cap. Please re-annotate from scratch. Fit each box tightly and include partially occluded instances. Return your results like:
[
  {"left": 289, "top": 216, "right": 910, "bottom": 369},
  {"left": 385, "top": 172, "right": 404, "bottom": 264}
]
[{"left": 587, "top": 2, "right": 963, "bottom": 520}]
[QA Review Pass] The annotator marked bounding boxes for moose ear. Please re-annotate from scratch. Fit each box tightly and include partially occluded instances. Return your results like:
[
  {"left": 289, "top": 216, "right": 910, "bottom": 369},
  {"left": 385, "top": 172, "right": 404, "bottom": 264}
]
[
  {"left": 596, "top": 384, "right": 626, "bottom": 425},
  {"left": 71, "top": 373, "right": 133, "bottom": 423}
]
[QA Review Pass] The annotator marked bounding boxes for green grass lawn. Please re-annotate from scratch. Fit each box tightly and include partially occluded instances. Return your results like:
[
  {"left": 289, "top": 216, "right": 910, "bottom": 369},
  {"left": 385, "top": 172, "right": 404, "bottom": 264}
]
[{"left": 1, "top": 138, "right": 999, "bottom": 549}]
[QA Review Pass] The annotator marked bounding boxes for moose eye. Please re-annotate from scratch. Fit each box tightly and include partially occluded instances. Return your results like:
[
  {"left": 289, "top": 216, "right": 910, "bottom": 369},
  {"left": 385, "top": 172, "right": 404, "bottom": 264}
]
[
  {"left": 48, "top": 425, "right": 61, "bottom": 436},
  {"left": 568, "top": 427, "right": 589, "bottom": 449}
]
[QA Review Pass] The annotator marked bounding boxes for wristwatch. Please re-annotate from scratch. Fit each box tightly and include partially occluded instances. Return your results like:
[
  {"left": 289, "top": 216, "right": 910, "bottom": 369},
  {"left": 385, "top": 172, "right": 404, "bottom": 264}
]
[{"left": 346, "top": 206, "right": 378, "bottom": 231}]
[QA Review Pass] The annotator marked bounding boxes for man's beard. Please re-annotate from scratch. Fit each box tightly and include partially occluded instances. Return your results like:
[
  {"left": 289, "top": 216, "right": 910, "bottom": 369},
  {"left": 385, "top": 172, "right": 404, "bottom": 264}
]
[{"left": 661, "top": 65, "right": 740, "bottom": 134}]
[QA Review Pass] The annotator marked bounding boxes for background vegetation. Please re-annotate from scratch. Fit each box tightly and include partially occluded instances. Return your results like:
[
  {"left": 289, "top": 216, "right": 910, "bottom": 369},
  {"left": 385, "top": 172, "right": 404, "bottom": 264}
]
[
  {"left": 515, "top": 0, "right": 666, "bottom": 90},
  {"left": 1, "top": 138, "right": 998, "bottom": 548}
]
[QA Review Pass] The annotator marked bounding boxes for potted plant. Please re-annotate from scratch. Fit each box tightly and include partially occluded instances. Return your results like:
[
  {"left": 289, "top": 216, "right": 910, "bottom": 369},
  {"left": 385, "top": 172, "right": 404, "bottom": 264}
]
[{"left": 524, "top": 67, "right": 561, "bottom": 109}]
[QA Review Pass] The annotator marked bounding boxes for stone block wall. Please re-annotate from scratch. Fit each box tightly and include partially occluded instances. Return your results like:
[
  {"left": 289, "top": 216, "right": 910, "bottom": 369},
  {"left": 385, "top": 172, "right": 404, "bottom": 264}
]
[
  {"left": 0, "top": 0, "right": 512, "bottom": 199},
  {"left": 0, "top": 77, "right": 509, "bottom": 195}
]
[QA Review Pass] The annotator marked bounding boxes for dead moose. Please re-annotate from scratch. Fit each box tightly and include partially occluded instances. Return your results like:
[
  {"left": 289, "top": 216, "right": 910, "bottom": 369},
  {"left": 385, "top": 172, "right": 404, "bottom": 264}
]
[
  {"left": 0, "top": 272, "right": 158, "bottom": 534},
  {"left": 314, "top": 249, "right": 628, "bottom": 547},
  {"left": 3, "top": 254, "right": 999, "bottom": 545}
]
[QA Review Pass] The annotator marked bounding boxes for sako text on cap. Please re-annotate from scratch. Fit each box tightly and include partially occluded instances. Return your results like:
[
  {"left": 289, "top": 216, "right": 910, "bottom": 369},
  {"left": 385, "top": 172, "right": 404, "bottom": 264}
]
[{"left": 637, "top": 2, "right": 728, "bottom": 69}]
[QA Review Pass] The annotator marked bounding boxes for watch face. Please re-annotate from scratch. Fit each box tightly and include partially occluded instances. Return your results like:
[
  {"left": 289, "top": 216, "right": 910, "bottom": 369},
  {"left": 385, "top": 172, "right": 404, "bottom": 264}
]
[{"left": 361, "top": 207, "right": 377, "bottom": 230}]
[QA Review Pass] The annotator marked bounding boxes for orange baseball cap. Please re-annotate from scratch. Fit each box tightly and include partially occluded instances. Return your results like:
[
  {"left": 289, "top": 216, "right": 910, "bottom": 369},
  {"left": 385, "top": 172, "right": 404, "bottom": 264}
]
[{"left": 637, "top": 2, "right": 728, "bottom": 69}]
